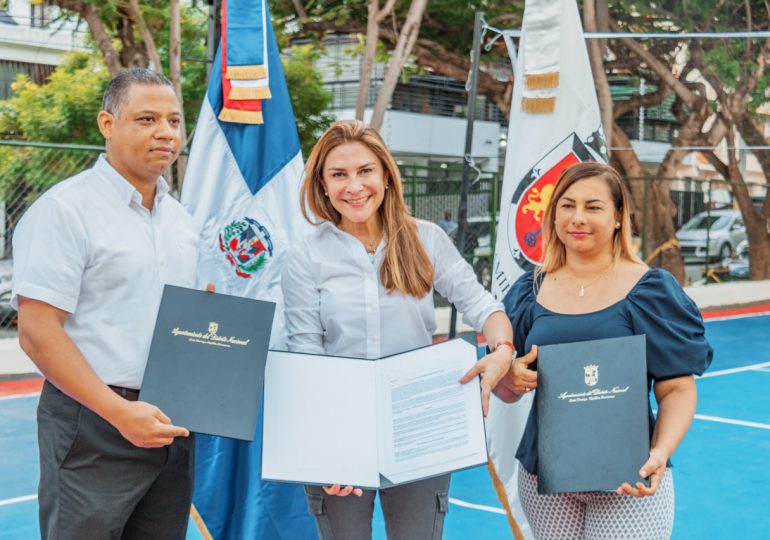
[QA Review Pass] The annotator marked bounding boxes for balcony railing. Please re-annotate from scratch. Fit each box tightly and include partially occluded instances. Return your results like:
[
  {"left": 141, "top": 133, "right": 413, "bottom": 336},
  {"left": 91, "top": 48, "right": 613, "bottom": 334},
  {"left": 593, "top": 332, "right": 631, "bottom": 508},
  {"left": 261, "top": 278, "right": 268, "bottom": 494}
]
[{"left": 325, "top": 76, "right": 507, "bottom": 123}]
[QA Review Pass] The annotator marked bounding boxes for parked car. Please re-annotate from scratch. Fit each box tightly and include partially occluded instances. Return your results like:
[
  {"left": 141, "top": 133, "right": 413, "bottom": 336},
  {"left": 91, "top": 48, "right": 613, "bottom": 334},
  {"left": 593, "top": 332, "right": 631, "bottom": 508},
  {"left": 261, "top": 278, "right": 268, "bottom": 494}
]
[
  {"left": 0, "top": 258, "right": 13, "bottom": 318},
  {"left": 727, "top": 240, "right": 750, "bottom": 280},
  {"left": 676, "top": 210, "right": 746, "bottom": 261}
]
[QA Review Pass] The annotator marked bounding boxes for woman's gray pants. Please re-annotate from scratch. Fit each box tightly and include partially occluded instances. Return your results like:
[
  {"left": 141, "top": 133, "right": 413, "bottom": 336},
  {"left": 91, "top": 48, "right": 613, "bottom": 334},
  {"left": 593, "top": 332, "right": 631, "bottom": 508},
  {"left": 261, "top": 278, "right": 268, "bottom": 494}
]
[{"left": 304, "top": 474, "right": 450, "bottom": 539}]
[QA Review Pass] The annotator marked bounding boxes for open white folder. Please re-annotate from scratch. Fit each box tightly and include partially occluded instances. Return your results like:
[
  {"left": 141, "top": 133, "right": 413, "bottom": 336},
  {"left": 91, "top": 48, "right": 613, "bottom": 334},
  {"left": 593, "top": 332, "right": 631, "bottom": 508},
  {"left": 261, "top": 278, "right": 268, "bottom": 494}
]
[{"left": 261, "top": 339, "right": 488, "bottom": 489}]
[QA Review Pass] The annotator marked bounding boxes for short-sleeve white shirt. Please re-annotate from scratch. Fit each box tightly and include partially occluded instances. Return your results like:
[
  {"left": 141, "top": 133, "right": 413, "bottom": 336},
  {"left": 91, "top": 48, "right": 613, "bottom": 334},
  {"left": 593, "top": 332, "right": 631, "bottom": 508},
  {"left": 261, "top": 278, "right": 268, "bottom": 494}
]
[
  {"left": 11, "top": 155, "right": 199, "bottom": 388},
  {"left": 281, "top": 220, "right": 503, "bottom": 358}
]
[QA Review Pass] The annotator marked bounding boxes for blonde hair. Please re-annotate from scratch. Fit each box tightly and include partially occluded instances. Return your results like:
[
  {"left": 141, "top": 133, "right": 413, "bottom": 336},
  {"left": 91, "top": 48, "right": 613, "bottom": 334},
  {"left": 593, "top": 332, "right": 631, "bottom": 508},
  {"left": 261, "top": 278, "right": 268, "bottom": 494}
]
[
  {"left": 538, "top": 161, "right": 642, "bottom": 276},
  {"left": 301, "top": 120, "right": 434, "bottom": 297}
]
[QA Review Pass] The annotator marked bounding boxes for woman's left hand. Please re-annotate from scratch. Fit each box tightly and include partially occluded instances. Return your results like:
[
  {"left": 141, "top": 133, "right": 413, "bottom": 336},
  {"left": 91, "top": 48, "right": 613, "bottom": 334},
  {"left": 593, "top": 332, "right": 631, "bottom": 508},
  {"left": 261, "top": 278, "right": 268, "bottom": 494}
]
[
  {"left": 616, "top": 447, "right": 668, "bottom": 497},
  {"left": 459, "top": 347, "right": 513, "bottom": 417}
]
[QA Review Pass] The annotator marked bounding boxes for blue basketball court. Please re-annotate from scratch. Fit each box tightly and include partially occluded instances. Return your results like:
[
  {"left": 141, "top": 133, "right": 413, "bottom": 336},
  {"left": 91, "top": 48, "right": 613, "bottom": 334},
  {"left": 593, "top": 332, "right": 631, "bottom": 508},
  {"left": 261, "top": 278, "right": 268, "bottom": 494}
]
[{"left": 2, "top": 313, "right": 769, "bottom": 539}]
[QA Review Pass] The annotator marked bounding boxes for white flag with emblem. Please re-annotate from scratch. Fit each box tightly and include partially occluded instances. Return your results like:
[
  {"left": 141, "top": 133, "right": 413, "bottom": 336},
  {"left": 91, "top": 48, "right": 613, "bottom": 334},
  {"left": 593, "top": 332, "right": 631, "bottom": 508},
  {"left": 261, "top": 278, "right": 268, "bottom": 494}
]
[{"left": 486, "top": 0, "right": 608, "bottom": 538}]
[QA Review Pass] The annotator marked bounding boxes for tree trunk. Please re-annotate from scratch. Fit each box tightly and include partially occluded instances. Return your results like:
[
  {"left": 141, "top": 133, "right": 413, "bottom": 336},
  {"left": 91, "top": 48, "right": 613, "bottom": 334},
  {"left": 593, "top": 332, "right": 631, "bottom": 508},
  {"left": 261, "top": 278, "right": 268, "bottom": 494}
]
[
  {"left": 54, "top": 1, "right": 122, "bottom": 76},
  {"left": 126, "top": 0, "right": 163, "bottom": 72},
  {"left": 583, "top": 0, "right": 613, "bottom": 149},
  {"left": 369, "top": 0, "right": 429, "bottom": 131},
  {"left": 169, "top": 0, "right": 187, "bottom": 190},
  {"left": 291, "top": 0, "right": 307, "bottom": 19},
  {"left": 611, "top": 123, "right": 645, "bottom": 216},
  {"left": 356, "top": 0, "right": 383, "bottom": 121},
  {"left": 736, "top": 118, "right": 770, "bottom": 279}
]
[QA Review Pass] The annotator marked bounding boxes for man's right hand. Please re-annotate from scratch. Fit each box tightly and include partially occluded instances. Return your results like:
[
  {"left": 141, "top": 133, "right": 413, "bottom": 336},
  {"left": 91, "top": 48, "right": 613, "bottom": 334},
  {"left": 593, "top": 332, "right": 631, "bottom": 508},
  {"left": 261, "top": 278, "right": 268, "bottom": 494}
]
[{"left": 111, "top": 401, "right": 189, "bottom": 448}]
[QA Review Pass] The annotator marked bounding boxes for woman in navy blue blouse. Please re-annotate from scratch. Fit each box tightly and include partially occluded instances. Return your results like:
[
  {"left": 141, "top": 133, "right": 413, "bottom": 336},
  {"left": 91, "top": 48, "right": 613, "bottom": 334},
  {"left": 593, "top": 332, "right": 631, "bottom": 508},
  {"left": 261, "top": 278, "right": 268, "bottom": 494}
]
[{"left": 503, "top": 162, "right": 712, "bottom": 539}]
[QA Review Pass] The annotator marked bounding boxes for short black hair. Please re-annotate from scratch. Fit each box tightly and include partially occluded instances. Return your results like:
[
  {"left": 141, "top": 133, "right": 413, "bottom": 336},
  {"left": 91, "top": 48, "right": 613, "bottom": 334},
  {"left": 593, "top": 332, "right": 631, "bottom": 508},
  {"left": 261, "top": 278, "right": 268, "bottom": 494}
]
[{"left": 102, "top": 68, "right": 174, "bottom": 117}]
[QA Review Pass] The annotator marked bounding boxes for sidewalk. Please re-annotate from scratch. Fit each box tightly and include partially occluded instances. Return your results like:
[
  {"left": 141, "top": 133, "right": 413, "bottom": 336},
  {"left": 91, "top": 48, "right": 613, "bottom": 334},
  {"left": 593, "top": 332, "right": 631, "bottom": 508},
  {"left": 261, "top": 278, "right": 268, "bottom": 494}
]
[{"left": 3, "top": 280, "right": 770, "bottom": 378}]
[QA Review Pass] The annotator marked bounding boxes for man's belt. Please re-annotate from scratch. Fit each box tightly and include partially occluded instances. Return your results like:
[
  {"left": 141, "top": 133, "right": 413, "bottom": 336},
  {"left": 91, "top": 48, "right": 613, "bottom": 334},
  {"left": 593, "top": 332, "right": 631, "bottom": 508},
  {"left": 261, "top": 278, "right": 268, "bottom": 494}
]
[{"left": 108, "top": 385, "right": 140, "bottom": 402}]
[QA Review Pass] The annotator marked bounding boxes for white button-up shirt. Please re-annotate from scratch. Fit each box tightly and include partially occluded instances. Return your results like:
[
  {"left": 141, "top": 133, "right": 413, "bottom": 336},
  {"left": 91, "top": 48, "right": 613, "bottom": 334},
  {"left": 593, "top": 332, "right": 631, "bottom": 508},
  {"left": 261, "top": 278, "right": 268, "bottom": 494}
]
[
  {"left": 11, "top": 155, "right": 199, "bottom": 388},
  {"left": 281, "top": 220, "right": 502, "bottom": 358}
]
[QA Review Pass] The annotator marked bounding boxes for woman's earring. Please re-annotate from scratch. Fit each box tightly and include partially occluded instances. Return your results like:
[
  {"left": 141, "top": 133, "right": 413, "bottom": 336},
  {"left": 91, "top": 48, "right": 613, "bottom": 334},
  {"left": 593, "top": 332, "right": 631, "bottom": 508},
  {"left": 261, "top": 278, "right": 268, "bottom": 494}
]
[
  {"left": 615, "top": 222, "right": 621, "bottom": 228},
  {"left": 385, "top": 184, "right": 389, "bottom": 190},
  {"left": 324, "top": 191, "right": 329, "bottom": 197}
]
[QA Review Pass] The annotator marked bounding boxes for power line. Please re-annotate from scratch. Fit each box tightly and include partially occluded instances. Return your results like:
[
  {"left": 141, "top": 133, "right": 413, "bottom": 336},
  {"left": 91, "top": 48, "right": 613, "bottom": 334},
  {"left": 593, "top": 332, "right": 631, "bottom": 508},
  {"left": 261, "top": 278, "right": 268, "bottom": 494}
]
[
  {"left": 587, "top": 31, "right": 770, "bottom": 39},
  {"left": 483, "top": 25, "right": 770, "bottom": 40},
  {"left": 609, "top": 145, "right": 770, "bottom": 151}
]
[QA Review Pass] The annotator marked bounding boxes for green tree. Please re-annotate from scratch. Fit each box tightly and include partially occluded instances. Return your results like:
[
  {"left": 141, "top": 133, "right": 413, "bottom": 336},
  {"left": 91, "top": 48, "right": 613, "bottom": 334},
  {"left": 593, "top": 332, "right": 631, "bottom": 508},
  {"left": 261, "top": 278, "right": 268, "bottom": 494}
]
[
  {"left": 271, "top": 0, "right": 523, "bottom": 117},
  {"left": 0, "top": 52, "right": 107, "bottom": 254},
  {"left": 602, "top": 0, "right": 770, "bottom": 280},
  {"left": 283, "top": 45, "right": 336, "bottom": 156}
]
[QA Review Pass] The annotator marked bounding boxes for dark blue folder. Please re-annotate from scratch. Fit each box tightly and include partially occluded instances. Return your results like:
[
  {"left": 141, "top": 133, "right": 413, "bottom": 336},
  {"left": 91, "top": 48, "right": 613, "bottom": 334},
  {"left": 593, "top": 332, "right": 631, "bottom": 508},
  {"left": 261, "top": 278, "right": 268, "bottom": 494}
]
[
  {"left": 536, "top": 335, "right": 650, "bottom": 494},
  {"left": 140, "top": 285, "right": 275, "bottom": 441}
]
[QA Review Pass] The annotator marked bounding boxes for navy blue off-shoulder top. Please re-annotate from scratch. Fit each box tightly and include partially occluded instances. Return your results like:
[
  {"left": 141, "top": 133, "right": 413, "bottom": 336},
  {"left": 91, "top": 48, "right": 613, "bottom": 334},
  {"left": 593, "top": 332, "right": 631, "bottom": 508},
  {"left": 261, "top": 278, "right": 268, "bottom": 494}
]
[{"left": 503, "top": 268, "right": 713, "bottom": 475}]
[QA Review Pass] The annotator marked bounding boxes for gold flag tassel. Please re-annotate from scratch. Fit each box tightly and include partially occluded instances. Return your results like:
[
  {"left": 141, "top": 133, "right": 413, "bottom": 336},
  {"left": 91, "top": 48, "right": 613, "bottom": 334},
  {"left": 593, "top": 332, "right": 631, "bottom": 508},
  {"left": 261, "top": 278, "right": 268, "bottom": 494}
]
[
  {"left": 228, "top": 86, "right": 273, "bottom": 100},
  {"left": 525, "top": 71, "right": 560, "bottom": 89},
  {"left": 218, "top": 108, "right": 264, "bottom": 124},
  {"left": 522, "top": 97, "right": 556, "bottom": 114},
  {"left": 226, "top": 65, "right": 267, "bottom": 80}
]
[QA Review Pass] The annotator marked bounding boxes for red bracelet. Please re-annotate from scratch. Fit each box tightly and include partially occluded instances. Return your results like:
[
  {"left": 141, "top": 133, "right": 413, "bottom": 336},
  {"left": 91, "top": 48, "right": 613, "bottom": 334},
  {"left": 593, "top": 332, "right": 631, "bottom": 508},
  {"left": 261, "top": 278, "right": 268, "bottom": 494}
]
[{"left": 493, "top": 340, "right": 515, "bottom": 353}]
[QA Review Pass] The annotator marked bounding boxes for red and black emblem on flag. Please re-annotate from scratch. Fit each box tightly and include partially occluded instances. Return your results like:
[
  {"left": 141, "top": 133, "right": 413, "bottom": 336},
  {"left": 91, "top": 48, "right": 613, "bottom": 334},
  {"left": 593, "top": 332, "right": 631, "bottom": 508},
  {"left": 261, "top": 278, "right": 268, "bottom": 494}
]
[{"left": 508, "top": 133, "right": 595, "bottom": 270}]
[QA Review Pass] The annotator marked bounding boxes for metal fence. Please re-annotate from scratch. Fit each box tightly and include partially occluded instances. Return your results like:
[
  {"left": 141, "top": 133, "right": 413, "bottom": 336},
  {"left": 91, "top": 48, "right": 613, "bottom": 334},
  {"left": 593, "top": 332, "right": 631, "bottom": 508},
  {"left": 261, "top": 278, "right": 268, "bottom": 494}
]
[{"left": 1, "top": 140, "right": 767, "bottom": 330}]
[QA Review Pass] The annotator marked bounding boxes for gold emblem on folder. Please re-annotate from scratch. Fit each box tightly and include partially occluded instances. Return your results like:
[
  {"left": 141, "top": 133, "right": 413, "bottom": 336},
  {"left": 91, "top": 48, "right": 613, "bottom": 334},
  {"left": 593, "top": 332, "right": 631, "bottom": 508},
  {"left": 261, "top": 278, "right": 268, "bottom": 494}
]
[{"left": 209, "top": 322, "right": 219, "bottom": 335}]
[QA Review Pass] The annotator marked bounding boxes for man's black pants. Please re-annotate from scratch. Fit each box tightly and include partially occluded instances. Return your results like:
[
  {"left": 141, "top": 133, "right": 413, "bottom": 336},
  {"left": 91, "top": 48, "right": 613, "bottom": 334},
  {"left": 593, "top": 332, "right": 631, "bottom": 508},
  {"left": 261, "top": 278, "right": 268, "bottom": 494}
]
[{"left": 37, "top": 381, "right": 195, "bottom": 540}]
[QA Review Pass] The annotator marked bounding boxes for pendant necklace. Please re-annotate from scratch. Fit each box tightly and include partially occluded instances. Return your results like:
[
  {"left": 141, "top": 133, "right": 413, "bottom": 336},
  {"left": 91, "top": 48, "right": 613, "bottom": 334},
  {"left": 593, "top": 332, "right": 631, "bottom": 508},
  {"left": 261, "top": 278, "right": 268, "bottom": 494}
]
[
  {"left": 363, "top": 234, "right": 382, "bottom": 265},
  {"left": 568, "top": 264, "right": 614, "bottom": 297},
  {"left": 366, "top": 243, "right": 377, "bottom": 264}
]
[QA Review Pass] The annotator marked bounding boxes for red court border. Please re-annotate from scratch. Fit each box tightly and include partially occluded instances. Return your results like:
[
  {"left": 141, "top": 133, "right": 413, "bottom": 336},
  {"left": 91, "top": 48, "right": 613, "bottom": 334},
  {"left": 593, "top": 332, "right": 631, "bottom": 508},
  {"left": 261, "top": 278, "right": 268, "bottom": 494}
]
[
  {"left": 0, "top": 378, "right": 44, "bottom": 397},
  {"left": 2, "top": 302, "right": 768, "bottom": 398}
]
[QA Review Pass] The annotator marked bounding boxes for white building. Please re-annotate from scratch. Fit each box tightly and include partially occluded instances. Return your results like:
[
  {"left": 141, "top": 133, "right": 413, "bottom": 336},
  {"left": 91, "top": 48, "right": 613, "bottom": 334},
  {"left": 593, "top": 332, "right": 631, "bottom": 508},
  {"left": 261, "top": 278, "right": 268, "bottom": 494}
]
[
  {"left": 0, "top": 0, "right": 85, "bottom": 99},
  {"left": 311, "top": 36, "right": 505, "bottom": 172}
]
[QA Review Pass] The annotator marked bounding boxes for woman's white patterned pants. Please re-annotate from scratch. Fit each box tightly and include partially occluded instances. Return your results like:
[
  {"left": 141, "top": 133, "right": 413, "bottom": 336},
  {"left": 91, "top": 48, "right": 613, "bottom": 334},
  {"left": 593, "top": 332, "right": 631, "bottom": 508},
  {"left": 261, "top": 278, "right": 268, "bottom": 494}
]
[{"left": 518, "top": 463, "right": 674, "bottom": 540}]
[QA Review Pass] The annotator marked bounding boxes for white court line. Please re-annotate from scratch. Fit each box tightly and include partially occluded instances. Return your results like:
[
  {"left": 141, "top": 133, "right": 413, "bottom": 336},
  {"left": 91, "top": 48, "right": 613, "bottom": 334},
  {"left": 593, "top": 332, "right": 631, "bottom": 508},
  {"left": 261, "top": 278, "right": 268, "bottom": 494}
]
[
  {"left": 0, "top": 494, "right": 37, "bottom": 507},
  {"left": 0, "top": 392, "right": 40, "bottom": 401},
  {"left": 694, "top": 414, "right": 770, "bottom": 431},
  {"left": 449, "top": 497, "right": 506, "bottom": 515},
  {"left": 0, "top": 492, "right": 512, "bottom": 517},
  {"left": 698, "top": 361, "right": 770, "bottom": 378},
  {"left": 753, "top": 368, "right": 770, "bottom": 373}
]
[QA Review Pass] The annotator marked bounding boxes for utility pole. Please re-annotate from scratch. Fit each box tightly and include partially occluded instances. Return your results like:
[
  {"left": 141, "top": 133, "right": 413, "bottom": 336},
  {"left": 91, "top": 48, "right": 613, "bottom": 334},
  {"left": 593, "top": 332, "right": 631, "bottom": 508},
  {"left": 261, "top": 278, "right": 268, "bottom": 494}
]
[{"left": 449, "top": 11, "right": 483, "bottom": 338}]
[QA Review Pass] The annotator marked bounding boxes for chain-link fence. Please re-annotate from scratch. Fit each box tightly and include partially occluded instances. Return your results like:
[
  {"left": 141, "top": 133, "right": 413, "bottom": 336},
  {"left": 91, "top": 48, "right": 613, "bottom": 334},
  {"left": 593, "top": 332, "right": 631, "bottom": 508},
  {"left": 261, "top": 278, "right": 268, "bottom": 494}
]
[
  {"left": 0, "top": 141, "right": 103, "bottom": 330},
  {"left": 400, "top": 162, "right": 500, "bottom": 290},
  {"left": 1, "top": 141, "right": 768, "bottom": 330},
  {"left": 625, "top": 176, "right": 768, "bottom": 286}
]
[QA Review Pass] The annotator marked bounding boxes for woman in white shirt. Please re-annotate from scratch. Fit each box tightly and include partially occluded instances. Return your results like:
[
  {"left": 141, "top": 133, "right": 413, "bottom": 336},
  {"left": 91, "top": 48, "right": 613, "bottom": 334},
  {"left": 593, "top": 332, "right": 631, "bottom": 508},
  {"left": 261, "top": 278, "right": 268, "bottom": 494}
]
[{"left": 281, "top": 120, "right": 514, "bottom": 539}]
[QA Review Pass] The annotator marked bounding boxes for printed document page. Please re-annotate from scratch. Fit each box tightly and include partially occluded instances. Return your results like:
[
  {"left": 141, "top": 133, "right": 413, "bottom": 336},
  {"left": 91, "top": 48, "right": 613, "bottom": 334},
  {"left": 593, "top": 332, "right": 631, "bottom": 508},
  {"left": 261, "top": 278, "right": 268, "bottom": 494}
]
[
  {"left": 261, "top": 350, "right": 380, "bottom": 488},
  {"left": 376, "top": 339, "right": 487, "bottom": 485}
]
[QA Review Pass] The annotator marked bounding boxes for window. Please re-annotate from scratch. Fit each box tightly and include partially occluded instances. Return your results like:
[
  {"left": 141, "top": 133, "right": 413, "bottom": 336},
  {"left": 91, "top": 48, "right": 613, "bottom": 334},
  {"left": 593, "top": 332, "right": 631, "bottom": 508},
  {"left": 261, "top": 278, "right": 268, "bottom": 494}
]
[{"left": 30, "top": 0, "right": 51, "bottom": 28}]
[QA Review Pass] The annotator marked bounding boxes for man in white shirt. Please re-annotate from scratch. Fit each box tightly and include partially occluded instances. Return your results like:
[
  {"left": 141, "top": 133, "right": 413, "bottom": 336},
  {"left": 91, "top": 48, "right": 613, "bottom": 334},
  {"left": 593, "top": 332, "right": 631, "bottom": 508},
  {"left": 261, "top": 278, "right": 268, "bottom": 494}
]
[{"left": 12, "top": 69, "right": 198, "bottom": 540}]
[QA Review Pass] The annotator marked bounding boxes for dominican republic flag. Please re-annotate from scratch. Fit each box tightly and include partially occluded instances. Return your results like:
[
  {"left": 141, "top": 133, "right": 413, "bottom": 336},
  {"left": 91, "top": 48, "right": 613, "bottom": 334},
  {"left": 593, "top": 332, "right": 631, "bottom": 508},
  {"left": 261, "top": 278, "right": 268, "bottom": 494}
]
[
  {"left": 180, "top": 3, "right": 316, "bottom": 539},
  {"left": 486, "top": 0, "right": 608, "bottom": 538}
]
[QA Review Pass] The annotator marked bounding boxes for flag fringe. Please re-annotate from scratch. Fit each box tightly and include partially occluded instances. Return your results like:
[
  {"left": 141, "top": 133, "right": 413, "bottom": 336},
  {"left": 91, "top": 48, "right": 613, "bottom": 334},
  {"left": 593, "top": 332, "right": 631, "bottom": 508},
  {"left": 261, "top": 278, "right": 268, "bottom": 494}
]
[
  {"left": 218, "top": 107, "right": 264, "bottom": 124},
  {"left": 190, "top": 504, "right": 214, "bottom": 540},
  {"left": 229, "top": 86, "right": 273, "bottom": 100},
  {"left": 525, "top": 71, "right": 560, "bottom": 89},
  {"left": 487, "top": 458, "right": 526, "bottom": 540},
  {"left": 226, "top": 65, "right": 267, "bottom": 79},
  {"left": 522, "top": 97, "right": 556, "bottom": 114}
]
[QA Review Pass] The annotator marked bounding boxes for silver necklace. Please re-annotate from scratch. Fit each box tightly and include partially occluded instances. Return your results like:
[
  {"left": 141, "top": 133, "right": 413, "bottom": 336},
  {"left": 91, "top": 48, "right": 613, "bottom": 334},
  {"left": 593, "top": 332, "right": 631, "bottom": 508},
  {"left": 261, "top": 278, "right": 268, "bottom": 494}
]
[{"left": 566, "top": 264, "right": 613, "bottom": 297}]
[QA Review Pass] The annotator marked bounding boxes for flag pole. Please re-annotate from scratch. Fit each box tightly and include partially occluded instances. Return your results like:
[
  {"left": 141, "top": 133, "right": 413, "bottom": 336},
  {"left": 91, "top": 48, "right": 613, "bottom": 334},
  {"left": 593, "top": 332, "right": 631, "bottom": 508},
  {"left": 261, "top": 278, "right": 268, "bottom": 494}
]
[
  {"left": 206, "top": 0, "right": 222, "bottom": 81},
  {"left": 450, "top": 11, "right": 484, "bottom": 338}
]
